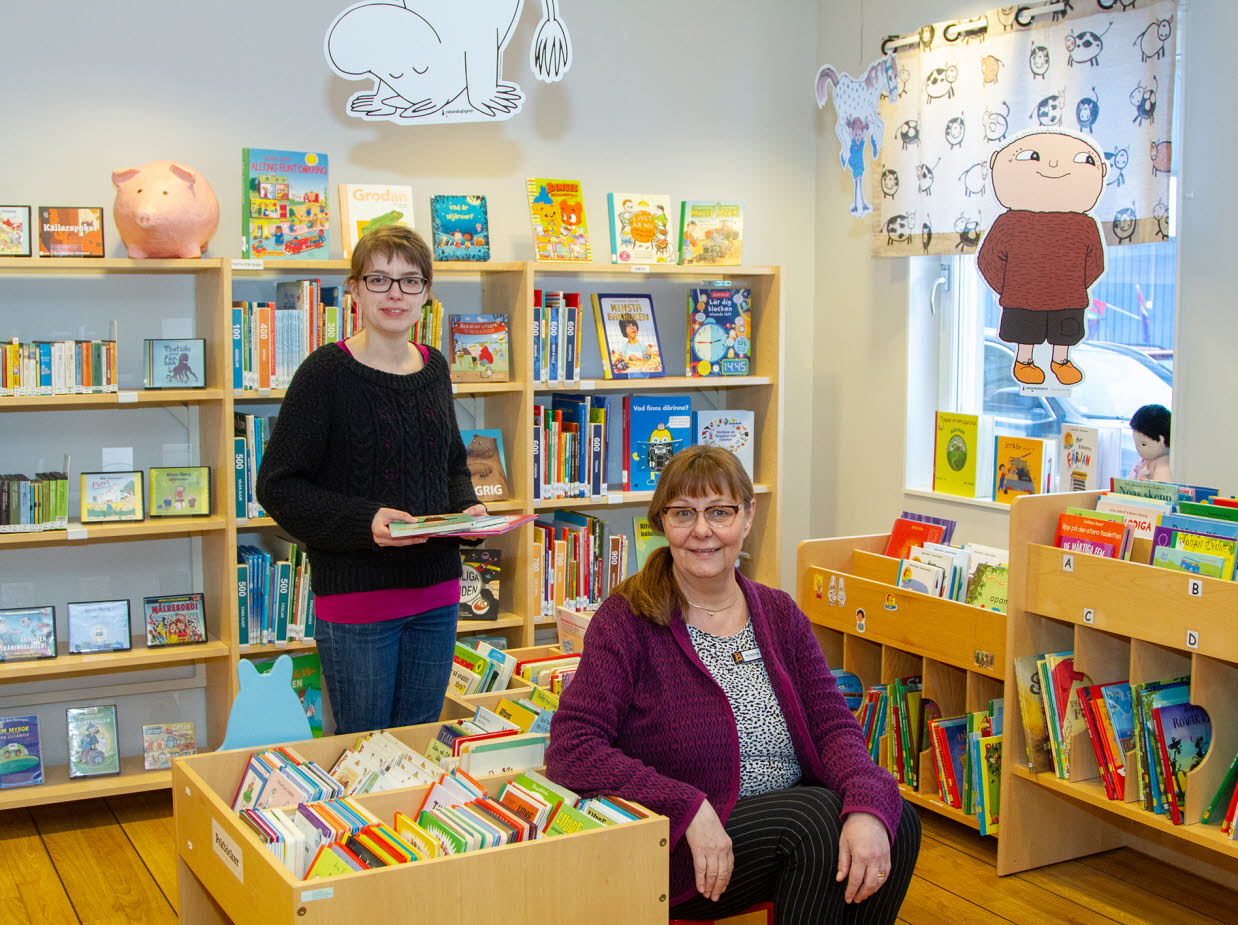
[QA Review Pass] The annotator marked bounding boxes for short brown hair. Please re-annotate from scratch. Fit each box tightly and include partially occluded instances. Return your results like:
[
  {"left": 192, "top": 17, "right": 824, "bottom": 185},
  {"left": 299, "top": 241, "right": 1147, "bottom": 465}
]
[
  {"left": 348, "top": 225, "right": 433, "bottom": 289},
  {"left": 614, "top": 445, "right": 755, "bottom": 626}
]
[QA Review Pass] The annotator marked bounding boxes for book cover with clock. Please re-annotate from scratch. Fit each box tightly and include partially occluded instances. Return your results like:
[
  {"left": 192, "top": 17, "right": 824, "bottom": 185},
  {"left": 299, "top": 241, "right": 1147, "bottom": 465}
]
[{"left": 686, "top": 288, "right": 752, "bottom": 377}]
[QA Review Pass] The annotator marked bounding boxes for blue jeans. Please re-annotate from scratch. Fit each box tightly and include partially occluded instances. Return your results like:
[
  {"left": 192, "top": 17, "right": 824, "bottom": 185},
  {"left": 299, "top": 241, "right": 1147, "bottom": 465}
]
[{"left": 315, "top": 604, "right": 458, "bottom": 735}]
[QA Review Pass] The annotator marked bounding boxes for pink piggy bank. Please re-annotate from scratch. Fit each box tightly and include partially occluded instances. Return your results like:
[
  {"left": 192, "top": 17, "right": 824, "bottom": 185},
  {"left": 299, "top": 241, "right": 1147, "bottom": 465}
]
[{"left": 111, "top": 161, "right": 219, "bottom": 259}]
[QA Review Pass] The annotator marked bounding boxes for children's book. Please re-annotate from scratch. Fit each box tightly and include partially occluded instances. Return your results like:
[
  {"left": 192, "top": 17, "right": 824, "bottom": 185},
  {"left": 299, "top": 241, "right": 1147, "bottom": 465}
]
[
  {"left": 606, "top": 193, "right": 673, "bottom": 264},
  {"left": 144, "top": 338, "right": 205, "bottom": 389},
  {"left": 0, "top": 714, "right": 43, "bottom": 788},
  {"left": 141, "top": 721, "right": 197, "bottom": 770},
  {"left": 448, "top": 314, "right": 510, "bottom": 383},
  {"left": 67, "top": 600, "right": 131, "bottom": 653},
  {"left": 884, "top": 518, "right": 946, "bottom": 559},
  {"left": 526, "top": 178, "right": 590, "bottom": 262},
  {"left": 430, "top": 195, "right": 490, "bottom": 262},
  {"left": 964, "top": 563, "right": 1009, "bottom": 612},
  {"left": 1013, "top": 654, "right": 1053, "bottom": 773},
  {"left": 241, "top": 148, "right": 329, "bottom": 260},
  {"left": 0, "top": 205, "right": 32, "bottom": 257},
  {"left": 592, "top": 293, "right": 664, "bottom": 379},
  {"left": 933, "top": 412, "right": 994, "bottom": 498},
  {"left": 632, "top": 516, "right": 669, "bottom": 569},
  {"left": 80, "top": 471, "right": 144, "bottom": 523},
  {"left": 678, "top": 201, "right": 743, "bottom": 266},
  {"left": 143, "top": 593, "right": 207, "bottom": 647},
  {"left": 686, "top": 288, "right": 753, "bottom": 377},
  {"left": 254, "top": 652, "right": 324, "bottom": 737},
  {"left": 66, "top": 704, "right": 120, "bottom": 778},
  {"left": 1151, "top": 546, "right": 1228, "bottom": 579},
  {"left": 0, "top": 606, "right": 56, "bottom": 661},
  {"left": 693, "top": 410, "right": 755, "bottom": 477},
  {"left": 148, "top": 467, "right": 211, "bottom": 517},
  {"left": 993, "top": 435, "right": 1054, "bottom": 504},
  {"left": 459, "top": 549, "right": 502, "bottom": 621},
  {"left": 38, "top": 207, "right": 104, "bottom": 257},
  {"left": 460, "top": 429, "right": 510, "bottom": 502},
  {"left": 1152, "top": 700, "right": 1211, "bottom": 824},
  {"left": 337, "top": 184, "right": 414, "bottom": 258},
  {"left": 1059, "top": 424, "right": 1122, "bottom": 492},
  {"left": 896, "top": 559, "right": 944, "bottom": 596},
  {"left": 626, "top": 395, "right": 692, "bottom": 490}
]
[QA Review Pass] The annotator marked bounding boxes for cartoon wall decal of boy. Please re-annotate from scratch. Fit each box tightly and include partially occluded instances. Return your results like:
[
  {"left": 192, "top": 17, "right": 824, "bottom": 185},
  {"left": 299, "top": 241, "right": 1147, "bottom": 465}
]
[{"left": 978, "top": 130, "right": 1107, "bottom": 387}]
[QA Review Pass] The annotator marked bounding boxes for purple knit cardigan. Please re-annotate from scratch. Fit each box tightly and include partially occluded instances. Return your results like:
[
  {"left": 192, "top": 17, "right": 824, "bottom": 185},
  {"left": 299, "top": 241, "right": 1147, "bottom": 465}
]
[{"left": 544, "top": 570, "right": 902, "bottom": 905}]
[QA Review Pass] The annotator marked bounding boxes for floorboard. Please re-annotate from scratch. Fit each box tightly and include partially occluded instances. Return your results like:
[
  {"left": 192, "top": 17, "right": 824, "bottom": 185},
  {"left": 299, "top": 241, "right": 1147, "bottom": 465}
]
[
  {"left": 0, "top": 807, "right": 78, "bottom": 925},
  {"left": 1078, "top": 850, "right": 1238, "bottom": 925},
  {"left": 30, "top": 799, "right": 176, "bottom": 925},
  {"left": 107, "top": 791, "right": 179, "bottom": 914}
]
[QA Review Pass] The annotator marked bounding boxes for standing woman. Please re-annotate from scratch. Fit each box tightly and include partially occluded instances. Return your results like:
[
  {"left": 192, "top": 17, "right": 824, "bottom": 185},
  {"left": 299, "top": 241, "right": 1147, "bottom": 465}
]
[{"left": 257, "top": 225, "right": 482, "bottom": 735}]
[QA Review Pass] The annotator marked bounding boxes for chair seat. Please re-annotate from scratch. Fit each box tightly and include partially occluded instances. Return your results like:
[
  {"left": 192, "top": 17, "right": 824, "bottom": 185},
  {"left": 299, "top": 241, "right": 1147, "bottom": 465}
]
[{"left": 669, "top": 899, "right": 774, "bottom": 925}]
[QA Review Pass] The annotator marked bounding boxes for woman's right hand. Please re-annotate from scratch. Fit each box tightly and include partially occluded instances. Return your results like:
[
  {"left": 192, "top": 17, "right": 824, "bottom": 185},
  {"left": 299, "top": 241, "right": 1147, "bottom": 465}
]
[
  {"left": 685, "top": 799, "right": 733, "bottom": 901},
  {"left": 371, "top": 507, "right": 428, "bottom": 547}
]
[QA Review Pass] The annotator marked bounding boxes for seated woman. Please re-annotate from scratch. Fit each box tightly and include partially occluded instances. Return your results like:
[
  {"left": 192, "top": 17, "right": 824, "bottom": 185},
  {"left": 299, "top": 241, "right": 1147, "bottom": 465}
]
[{"left": 546, "top": 446, "right": 920, "bottom": 924}]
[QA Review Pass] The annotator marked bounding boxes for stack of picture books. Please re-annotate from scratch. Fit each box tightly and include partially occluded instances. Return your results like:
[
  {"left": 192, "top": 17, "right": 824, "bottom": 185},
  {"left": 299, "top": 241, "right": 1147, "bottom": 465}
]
[
  {"left": 0, "top": 336, "right": 117, "bottom": 396},
  {"left": 448, "top": 640, "right": 521, "bottom": 697},
  {"left": 236, "top": 537, "right": 317, "bottom": 646},
  {"left": 1015, "top": 653, "right": 1216, "bottom": 827},
  {"left": 885, "top": 513, "right": 1009, "bottom": 612}
]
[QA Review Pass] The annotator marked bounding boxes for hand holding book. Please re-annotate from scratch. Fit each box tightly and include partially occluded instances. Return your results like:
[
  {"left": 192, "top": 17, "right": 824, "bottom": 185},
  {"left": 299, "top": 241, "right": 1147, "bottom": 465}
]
[{"left": 372, "top": 507, "right": 430, "bottom": 546}]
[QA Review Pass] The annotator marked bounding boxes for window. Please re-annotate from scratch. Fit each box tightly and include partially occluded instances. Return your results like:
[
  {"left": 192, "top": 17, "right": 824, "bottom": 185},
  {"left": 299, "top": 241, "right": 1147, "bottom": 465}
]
[{"left": 907, "top": 241, "right": 1176, "bottom": 491}]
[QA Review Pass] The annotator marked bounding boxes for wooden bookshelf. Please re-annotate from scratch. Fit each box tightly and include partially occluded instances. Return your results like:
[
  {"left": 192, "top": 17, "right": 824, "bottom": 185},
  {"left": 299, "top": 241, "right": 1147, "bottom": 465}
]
[
  {"left": 174, "top": 720, "right": 668, "bottom": 924},
  {"left": 1, "top": 259, "right": 782, "bottom": 807},
  {"left": 797, "top": 534, "right": 1006, "bottom": 831},
  {"left": 999, "top": 491, "right": 1238, "bottom": 886}
]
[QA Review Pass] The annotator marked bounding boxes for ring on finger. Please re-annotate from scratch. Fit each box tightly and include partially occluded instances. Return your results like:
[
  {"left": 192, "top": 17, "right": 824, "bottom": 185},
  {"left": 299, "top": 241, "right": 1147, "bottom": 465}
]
[{"left": 876, "top": 871, "right": 887, "bottom": 880}]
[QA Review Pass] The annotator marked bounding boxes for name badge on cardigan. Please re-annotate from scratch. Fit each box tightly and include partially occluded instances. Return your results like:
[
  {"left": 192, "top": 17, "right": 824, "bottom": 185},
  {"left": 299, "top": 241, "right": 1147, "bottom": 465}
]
[{"left": 732, "top": 647, "right": 763, "bottom": 665}]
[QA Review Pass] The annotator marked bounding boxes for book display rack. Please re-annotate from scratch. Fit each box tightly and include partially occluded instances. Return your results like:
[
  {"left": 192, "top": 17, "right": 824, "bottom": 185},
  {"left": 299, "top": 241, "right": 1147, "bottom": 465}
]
[
  {"left": 1, "top": 257, "right": 782, "bottom": 810},
  {"left": 999, "top": 491, "right": 1238, "bottom": 884},
  {"left": 796, "top": 534, "right": 1006, "bottom": 832},
  {"left": 173, "top": 713, "right": 669, "bottom": 924}
]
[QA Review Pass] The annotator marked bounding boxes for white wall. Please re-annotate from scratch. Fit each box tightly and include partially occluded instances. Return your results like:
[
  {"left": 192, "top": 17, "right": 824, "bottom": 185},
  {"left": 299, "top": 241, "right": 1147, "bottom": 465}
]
[
  {"left": 812, "top": 0, "right": 1223, "bottom": 547},
  {"left": 1, "top": 1, "right": 820, "bottom": 597}
]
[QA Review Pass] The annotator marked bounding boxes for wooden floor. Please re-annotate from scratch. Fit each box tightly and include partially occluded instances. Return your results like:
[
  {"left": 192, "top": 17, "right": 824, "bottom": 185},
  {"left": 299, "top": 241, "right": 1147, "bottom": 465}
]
[{"left": 0, "top": 797, "right": 1234, "bottom": 924}]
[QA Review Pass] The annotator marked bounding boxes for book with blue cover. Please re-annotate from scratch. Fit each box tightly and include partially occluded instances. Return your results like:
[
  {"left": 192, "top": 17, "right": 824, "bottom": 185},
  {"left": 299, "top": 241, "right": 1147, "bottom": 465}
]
[
  {"left": 430, "top": 195, "right": 490, "bottom": 262},
  {"left": 625, "top": 395, "right": 691, "bottom": 490},
  {"left": 686, "top": 288, "right": 752, "bottom": 377},
  {"left": 67, "top": 599, "right": 131, "bottom": 653}
]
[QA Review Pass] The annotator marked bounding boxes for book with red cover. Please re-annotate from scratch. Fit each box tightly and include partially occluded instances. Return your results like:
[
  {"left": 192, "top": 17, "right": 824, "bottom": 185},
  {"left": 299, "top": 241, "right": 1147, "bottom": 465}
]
[
  {"left": 884, "top": 518, "right": 946, "bottom": 559},
  {"left": 1053, "top": 513, "right": 1130, "bottom": 559}
]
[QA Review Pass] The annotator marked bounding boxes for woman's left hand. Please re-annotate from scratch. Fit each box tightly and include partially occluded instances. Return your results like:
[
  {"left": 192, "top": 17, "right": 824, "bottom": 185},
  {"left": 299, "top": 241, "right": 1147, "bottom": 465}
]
[
  {"left": 462, "top": 504, "right": 487, "bottom": 517},
  {"left": 836, "top": 811, "right": 891, "bottom": 904}
]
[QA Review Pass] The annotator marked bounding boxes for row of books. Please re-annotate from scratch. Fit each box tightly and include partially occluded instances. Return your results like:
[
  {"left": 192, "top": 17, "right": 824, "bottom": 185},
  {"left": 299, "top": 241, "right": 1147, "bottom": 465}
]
[
  {"left": 0, "top": 709, "right": 196, "bottom": 789},
  {"left": 1054, "top": 479, "right": 1238, "bottom": 579},
  {"left": 0, "top": 594, "right": 205, "bottom": 662},
  {"left": 1014, "top": 652, "right": 1222, "bottom": 828},
  {"left": 534, "top": 513, "right": 631, "bottom": 617},
  {"left": 233, "top": 287, "right": 346, "bottom": 390},
  {"left": 1, "top": 337, "right": 117, "bottom": 396},
  {"left": 234, "top": 411, "right": 275, "bottom": 519},
  {"left": 884, "top": 513, "right": 1010, "bottom": 612},
  {"left": 933, "top": 415, "right": 1126, "bottom": 502},
  {"left": 853, "top": 676, "right": 1003, "bottom": 835},
  {"left": 238, "top": 540, "right": 316, "bottom": 646},
  {"left": 0, "top": 471, "right": 68, "bottom": 532}
]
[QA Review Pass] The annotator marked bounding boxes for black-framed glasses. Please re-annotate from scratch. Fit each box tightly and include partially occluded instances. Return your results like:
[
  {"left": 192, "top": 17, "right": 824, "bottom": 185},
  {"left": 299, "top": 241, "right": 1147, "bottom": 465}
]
[
  {"left": 662, "top": 505, "right": 742, "bottom": 528},
  {"left": 362, "top": 274, "right": 428, "bottom": 295}
]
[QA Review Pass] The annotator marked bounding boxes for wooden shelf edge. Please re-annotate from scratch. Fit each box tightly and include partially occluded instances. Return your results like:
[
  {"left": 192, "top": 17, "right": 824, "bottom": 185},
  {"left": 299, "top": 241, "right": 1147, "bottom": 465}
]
[
  {"left": 0, "top": 639, "right": 230, "bottom": 681},
  {"left": 0, "top": 516, "right": 228, "bottom": 547},
  {"left": 1010, "top": 764, "right": 1238, "bottom": 856},
  {"left": 535, "top": 484, "right": 771, "bottom": 511},
  {"left": 533, "top": 376, "right": 773, "bottom": 392},
  {"left": 0, "top": 257, "right": 223, "bottom": 272},
  {"left": 898, "top": 783, "right": 984, "bottom": 832},
  {"left": 238, "top": 639, "right": 318, "bottom": 657},
  {"left": 457, "top": 613, "right": 524, "bottom": 633},
  {"left": 0, "top": 755, "right": 172, "bottom": 811}
]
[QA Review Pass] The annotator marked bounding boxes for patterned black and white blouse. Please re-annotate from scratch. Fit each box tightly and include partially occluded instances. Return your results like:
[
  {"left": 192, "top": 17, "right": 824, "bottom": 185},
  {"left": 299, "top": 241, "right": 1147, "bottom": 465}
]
[{"left": 686, "top": 620, "right": 802, "bottom": 797}]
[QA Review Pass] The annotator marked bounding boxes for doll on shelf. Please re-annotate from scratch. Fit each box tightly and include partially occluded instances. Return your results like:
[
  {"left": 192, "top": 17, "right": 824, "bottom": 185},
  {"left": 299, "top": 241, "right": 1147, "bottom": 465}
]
[{"left": 1128, "top": 403, "right": 1171, "bottom": 482}]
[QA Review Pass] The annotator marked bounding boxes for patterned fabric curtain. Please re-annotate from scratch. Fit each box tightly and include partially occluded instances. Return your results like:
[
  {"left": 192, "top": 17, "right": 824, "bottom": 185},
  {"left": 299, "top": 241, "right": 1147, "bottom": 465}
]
[{"left": 872, "top": 1, "right": 1177, "bottom": 257}]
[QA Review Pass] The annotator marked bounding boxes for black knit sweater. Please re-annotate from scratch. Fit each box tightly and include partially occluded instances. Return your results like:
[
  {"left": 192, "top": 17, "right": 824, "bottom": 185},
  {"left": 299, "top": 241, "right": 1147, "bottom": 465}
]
[{"left": 255, "top": 344, "right": 479, "bottom": 597}]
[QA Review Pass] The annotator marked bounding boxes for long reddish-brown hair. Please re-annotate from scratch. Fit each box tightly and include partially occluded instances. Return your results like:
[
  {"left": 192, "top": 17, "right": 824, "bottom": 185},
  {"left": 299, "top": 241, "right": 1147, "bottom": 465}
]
[{"left": 614, "top": 445, "right": 754, "bottom": 626}]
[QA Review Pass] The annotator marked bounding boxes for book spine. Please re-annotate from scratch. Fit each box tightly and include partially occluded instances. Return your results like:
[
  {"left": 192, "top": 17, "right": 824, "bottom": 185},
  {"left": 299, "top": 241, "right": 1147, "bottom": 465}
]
[
  {"left": 548, "top": 298, "right": 560, "bottom": 384},
  {"left": 303, "top": 560, "right": 316, "bottom": 640},
  {"left": 532, "top": 418, "right": 542, "bottom": 502},
  {"left": 257, "top": 304, "right": 272, "bottom": 390},
  {"left": 275, "top": 561, "right": 292, "bottom": 645},
  {"left": 532, "top": 290, "right": 542, "bottom": 384},
  {"left": 564, "top": 304, "right": 577, "bottom": 383},
  {"left": 237, "top": 562, "right": 249, "bottom": 646}
]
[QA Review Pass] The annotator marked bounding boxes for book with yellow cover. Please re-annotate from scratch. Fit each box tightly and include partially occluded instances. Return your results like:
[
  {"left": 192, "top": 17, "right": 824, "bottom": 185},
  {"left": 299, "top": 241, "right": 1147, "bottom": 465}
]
[
  {"left": 526, "top": 178, "right": 590, "bottom": 262},
  {"left": 992, "top": 435, "right": 1054, "bottom": 505},
  {"left": 933, "top": 411, "right": 993, "bottom": 498}
]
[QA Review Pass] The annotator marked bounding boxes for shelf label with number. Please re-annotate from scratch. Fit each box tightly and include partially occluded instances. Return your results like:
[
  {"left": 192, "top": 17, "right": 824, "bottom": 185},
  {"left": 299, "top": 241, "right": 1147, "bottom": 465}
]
[
  {"left": 1188, "top": 578, "right": 1204, "bottom": 598},
  {"left": 66, "top": 526, "right": 88, "bottom": 541},
  {"left": 116, "top": 391, "right": 139, "bottom": 404},
  {"left": 231, "top": 258, "right": 264, "bottom": 271},
  {"left": 630, "top": 264, "right": 650, "bottom": 273}
]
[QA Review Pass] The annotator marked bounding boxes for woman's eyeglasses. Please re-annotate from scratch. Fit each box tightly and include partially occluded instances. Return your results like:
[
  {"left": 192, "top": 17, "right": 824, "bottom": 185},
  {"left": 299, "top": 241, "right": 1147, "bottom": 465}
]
[
  {"left": 362, "top": 274, "right": 428, "bottom": 295},
  {"left": 661, "top": 505, "right": 742, "bottom": 528}
]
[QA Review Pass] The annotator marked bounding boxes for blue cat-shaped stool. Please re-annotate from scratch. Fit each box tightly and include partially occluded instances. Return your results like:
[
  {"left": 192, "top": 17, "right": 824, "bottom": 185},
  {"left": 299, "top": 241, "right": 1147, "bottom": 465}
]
[{"left": 217, "top": 654, "right": 312, "bottom": 751}]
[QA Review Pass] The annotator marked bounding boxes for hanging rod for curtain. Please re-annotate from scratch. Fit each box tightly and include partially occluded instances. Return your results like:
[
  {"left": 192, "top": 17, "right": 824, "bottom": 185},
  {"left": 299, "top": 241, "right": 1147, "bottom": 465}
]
[{"left": 880, "top": 2, "right": 1068, "bottom": 55}]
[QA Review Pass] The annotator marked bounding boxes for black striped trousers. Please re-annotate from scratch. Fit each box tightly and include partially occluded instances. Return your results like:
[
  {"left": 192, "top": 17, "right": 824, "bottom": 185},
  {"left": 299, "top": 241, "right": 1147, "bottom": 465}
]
[{"left": 668, "top": 788, "right": 921, "bottom": 925}]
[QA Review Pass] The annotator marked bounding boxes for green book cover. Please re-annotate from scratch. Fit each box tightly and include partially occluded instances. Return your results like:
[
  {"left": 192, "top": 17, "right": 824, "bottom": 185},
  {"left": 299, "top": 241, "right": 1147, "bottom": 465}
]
[{"left": 254, "top": 651, "right": 323, "bottom": 737}]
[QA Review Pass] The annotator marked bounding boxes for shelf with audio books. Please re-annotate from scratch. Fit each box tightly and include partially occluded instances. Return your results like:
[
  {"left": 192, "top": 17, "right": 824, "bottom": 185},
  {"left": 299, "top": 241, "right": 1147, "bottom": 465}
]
[
  {"left": 0, "top": 515, "right": 228, "bottom": 548},
  {"left": 0, "top": 637, "right": 230, "bottom": 682},
  {"left": 797, "top": 535, "right": 1006, "bottom": 835},
  {"left": 0, "top": 755, "right": 173, "bottom": 812},
  {"left": 173, "top": 719, "right": 667, "bottom": 925},
  {"left": 999, "top": 491, "right": 1238, "bottom": 882}
]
